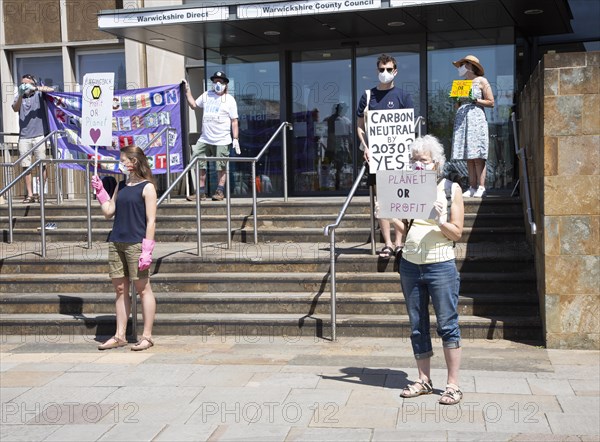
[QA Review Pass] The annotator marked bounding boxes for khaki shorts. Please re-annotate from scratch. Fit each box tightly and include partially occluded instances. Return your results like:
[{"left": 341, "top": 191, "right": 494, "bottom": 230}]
[
  {"left": 18, "top": 136, "right": 46, "bottom": 168},
  {"left": 192, "top": 141, "right": 229, "bottom": 170},
  {"left": 108, "top": 242, "right": 149, "bottom": 281}
]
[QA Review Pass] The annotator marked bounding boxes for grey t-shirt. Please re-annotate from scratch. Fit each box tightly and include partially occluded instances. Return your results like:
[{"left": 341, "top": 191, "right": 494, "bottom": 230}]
[{"left": 13, "top": 90, "right": 45, "bottom": 139}]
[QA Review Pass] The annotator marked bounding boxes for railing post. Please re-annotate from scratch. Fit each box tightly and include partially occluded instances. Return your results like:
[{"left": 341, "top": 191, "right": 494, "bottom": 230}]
[
  {"left": 195, "top": 161, "right": 202, "bottom": 257},
  {"left": 225, "top": 160, "right": 232, "bottom": 249},
  {"left": 283, "top": 124, "right": 289, "bottom": 201},
  {"left": 251, "top": 161, "right": 258, "bottom": 244},
  {"left": 54, "top": 131, "right": 63, "bottom": 205},
  {"left": 130, "top": 280, "right": 137, "bottom": 340},
  {"left": 166, "top": 129, "right": 172, "bottom": 203},
  {"left": 85, "top": 164, "right": 92, "bottom": 249},
  {"left": 39, "top": 161, "right": 47, "bottom": 258},
  {"left": 330, "top": 230, "right": 337, "bottom": 341},
  {"left": 369, "top": 184, "right": 376, "bottom": 255}
]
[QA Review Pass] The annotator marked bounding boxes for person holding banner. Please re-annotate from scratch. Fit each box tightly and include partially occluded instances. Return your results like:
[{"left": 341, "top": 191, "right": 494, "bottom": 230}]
[
  {"left": 356, "top": 54, "right": 414, "bottom": 259},
  {"left": 450, "top": 55, "right": 495, "bottom": 198},
  {"left": 11, "top": 74, "right": 54, "bottom": 204},
  {"left": 91, "top": 146, "right": 157, "bottom": 351},
  {"left": 398, "top": 135, "right": 465, "bottom": 405},
  {"left": 183, "top": 71, "right": 240, "bottom": 201}
]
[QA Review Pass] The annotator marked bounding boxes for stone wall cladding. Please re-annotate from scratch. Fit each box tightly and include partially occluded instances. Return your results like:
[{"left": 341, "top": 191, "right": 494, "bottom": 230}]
[{"left": 520, "top": 52, "right": 599, "bottom": 349}]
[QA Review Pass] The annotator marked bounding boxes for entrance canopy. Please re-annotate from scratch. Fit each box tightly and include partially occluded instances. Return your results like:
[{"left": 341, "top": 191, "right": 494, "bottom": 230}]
[{"left": 98, "top": 0, "right": 572, "bottom": 58}]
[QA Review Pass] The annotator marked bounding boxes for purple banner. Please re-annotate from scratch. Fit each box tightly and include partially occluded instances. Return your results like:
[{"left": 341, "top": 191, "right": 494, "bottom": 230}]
[{"left": 46, "top": 84, "right": 183, "bottom": 174}]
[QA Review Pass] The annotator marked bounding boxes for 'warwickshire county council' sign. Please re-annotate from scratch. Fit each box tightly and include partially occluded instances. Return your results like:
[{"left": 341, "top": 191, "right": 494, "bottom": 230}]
[
  {"left": 367, "top": 108, "right": 415, "bottom": 173},
  {"left": 46, "top": 84, "right": 184, "bottom": 174}
]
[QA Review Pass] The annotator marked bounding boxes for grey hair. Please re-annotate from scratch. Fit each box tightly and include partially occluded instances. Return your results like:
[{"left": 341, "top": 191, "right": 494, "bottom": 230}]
[{"left": 410, "top": 135, "right": 446, "bottom": 175}]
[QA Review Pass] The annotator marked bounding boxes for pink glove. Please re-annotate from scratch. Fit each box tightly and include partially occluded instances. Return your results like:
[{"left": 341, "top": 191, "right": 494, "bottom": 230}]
[
  {"left": 91, "top": 175, "right": 110, "bottom": 205},
  {"left": 138, "top": 238, "right": 155, "bottom": 271}
]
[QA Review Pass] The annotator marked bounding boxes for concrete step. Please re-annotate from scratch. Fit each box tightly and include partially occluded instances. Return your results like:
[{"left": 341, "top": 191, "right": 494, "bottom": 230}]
[
  {"left": 0, "top": 196, "right": 525, "bottom": 217},
  {"left": 0, "top": 271, "right": 536, "bottom": 294},
  {"left": 2, "top": 225, "right": 527, "bottom": 244},
  {"left": 3, "top": 212, "right": 524, "bottom": 230},
  {"left": 0, "top": 240, "right": 533, "bottom": 275},
  {"left": 0, "top": 312, "right": 543, "bottom": 340},
  {"left": 0, "top": 291, "right": 539, "bottom": 316}
]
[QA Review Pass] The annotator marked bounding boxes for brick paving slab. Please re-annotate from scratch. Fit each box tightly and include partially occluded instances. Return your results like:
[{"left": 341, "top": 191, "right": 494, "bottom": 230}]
[{"left": 0, "top": 336, "right": 598, "bottom": 441}]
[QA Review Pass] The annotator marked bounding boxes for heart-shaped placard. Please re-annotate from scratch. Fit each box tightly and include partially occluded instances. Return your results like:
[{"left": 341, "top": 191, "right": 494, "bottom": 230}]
[{"left": 90, "top": 128, "right": 101, "bottom": 144}]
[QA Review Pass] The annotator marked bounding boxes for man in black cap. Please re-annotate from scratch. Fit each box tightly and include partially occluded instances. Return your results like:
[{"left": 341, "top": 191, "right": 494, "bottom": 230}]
[{"left": 183, "top": 71, "right": 240, "bottom": 201}]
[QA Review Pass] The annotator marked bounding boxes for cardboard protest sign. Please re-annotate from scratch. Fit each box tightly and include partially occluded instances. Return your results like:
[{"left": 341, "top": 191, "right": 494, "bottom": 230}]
[
  {"left": 367, "top": 108, "right": 414, "bottom": 173},
  {"left": 81, "top": 73, "right": 114, "bottom": 147},
  {"left": 375, "top": 169, "right": 437, "bottom": 219},
  {"left": 449, "top": 80, "right": 473, "bottom": 97}
]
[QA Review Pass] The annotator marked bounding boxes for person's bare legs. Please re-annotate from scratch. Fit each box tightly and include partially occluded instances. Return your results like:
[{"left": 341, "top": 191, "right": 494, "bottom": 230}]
[
  {"left": 474, "top": 159, "right": 486, "bottom": 188},
  {"left": 217, "top": 170, "right": 226, "bottom": 188},
  {"left": 134, "top": 278, "right": 156, "bottom": 339},
  {"left": 467, "top": 160, "right": 477, "bottom": 189},
  {"left": 24, "top": 172, "right": 33, "bottom": 198},
  {"left": 111, "top": 277, "right": 131, "bottom": 341},
  {"left": 379, "top": 218, "right": 392, "bottom": 249},
  {"left": 440, "top": 346, "right": 462, "bottom": 404}
]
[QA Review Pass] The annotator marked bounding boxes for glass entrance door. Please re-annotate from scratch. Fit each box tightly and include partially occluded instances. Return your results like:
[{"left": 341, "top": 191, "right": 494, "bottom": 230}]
[{"left": 290, "top": 49, "right": 354, "bottom": 194}]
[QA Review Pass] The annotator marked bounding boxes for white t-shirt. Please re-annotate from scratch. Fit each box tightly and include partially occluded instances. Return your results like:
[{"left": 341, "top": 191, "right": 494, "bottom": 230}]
[{"left": 195, "top": 91, "right": 239, "bottom": 145}]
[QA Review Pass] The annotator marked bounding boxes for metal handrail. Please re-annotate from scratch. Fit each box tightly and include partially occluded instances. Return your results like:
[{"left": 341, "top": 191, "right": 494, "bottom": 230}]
[
  {"left": 510, "top": 112, "right": 537, "bottom": 235},
  {"left": 0, "top": 157, "right": 116, "bottom": 256},
  {"left": 323, "top": 162, "right": 368, "bottom": 341},
  {"left": 322, "top": 115, "right": 426, "bottom": 341},
  {"left": 157, "top": 121, "right": 292, "bottom": 256}
]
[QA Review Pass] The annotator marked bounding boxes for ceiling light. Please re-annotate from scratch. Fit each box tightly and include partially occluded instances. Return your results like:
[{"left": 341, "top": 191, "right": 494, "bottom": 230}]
[
  {"left": 387, "top": 21, "right": 405, "bottom": 27},
  {"left": 436, "top": 18, "right": 444, "bottom": 22},
  {"left": 149, "top": 38, "right": 165, "bottom": 42},
  {"left": 524, "top": 9, "right": 543, "bottom": 14},
  {"left": 264, "top": 30, "right": 280, "bottom": 36}
]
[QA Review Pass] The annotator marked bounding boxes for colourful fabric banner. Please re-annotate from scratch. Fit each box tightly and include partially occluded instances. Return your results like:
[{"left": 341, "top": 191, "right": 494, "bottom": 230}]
[{"left": 46, "top": 84, "right": 184, "bottom": 174}]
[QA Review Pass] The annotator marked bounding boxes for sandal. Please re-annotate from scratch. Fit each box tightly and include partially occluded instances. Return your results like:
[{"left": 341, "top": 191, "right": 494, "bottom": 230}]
[
  {"left": 400, "top": 378, "right": 433, "bottom": 398},
  {"left": 394, "top": 246, "right": 403, "bottom": 258},
  {"left": 379, "top": 246, "right": 394, "bottom": 259},
  {"left": 98, "top": 336, "right": 127, "bottom": 350},
  {"left": 21, "top": 196, "right": 36, "bottom": 204},
  {"left": 439, "top": 383, "right": 463, "bottom": 405},
  {"left": 131, "top": 336, "right": 154, "bottom": 351}
]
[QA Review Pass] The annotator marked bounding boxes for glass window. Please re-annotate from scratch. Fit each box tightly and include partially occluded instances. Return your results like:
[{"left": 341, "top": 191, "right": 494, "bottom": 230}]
[
  {"left": 205, "top": 53, "right": 281, "bottom": 196},
  {"left": 428, "top": 43, "right": 516, "bottom": 191},
  {"left": 77, "top": 50, "right": 126, "bottom": 91},
  {"left": 15, "top": 54, "right": 64, "bottom": 91}
]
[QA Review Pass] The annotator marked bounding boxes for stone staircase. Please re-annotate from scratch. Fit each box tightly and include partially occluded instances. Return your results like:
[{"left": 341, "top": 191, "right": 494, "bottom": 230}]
[{"left": 0, "top": 196, "right": 541, "bottom": 342}]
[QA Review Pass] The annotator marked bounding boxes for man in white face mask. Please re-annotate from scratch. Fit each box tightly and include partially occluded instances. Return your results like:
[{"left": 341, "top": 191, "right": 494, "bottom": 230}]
[
  {"left": 356, "top": 54, "right": 414, "bottom": 259},
  {"left": 184, "top": 71, "right": 240, "bottom": 201}
]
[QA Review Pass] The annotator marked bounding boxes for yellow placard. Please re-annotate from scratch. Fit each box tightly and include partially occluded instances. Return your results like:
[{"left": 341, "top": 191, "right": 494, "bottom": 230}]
[{"left": 449, "top": 80, "right": 473, "bottom": 97}]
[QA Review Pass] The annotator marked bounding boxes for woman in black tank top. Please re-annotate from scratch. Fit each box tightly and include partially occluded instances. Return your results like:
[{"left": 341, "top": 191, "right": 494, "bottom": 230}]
[{"left": 91, "top": 146, "right": 157, "bottom": 351}]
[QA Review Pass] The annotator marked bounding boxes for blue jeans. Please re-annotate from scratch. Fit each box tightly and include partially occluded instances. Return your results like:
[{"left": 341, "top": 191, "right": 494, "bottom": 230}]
[{"left": 399, "top": 258, "right": 461, "bottom": 359}]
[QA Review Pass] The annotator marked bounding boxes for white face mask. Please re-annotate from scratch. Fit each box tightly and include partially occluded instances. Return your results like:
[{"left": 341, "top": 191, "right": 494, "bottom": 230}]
[
  {"left": 213, "top": 82, "right": 226, "bottom": 94},
  {"left": 458, "top": 65, "right": 468, "bottom": 77},
  {"left": 378, "top": 70, "right": 395, "bottom": 84},
  {"left": 411, "top": 160, "right": 435, "bottom": 171},
  {"left": 118, "top": 162, "right": 130, "bottom": 177}
]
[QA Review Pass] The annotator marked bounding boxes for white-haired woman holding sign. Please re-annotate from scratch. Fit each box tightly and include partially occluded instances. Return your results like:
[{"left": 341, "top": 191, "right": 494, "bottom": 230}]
[{"left": 397, "top": 135, "right": 465, "bottom": 405}]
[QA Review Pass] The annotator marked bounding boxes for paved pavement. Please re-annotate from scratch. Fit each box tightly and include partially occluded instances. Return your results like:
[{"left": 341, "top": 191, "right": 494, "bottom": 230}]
[{"left": 0, "top": 335, "right": 598, "bottom": 441}]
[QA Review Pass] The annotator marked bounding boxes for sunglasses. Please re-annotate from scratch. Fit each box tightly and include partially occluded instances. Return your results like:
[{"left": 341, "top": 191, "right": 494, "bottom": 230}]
[{"left": 378, "top": 67, "right": 395, "bottom": 73}]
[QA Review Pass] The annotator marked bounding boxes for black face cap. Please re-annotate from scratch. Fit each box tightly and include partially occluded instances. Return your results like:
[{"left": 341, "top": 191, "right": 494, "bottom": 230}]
[{"left": 210, "top": 71, "right": 229, "bottom": 84}]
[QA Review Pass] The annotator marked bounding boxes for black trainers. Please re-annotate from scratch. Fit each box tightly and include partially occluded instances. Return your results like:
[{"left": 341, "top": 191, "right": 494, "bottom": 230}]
[
  {"left": 186, "top": 193, "right": 207, "bottom": 201},
  {"left": 212, "top": 189, "right": 225, "bottom": 201}
]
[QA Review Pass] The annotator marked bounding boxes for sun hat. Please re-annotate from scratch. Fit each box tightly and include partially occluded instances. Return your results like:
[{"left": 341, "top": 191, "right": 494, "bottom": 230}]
[
  {"left": 210, "top": 71, "right": 229, "bottom": 84},
  {"left": 452, "top": 55, "right": 484, "bottom": 76}
]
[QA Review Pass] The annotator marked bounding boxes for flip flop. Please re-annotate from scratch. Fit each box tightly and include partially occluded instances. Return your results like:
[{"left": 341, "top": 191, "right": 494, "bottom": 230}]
[{"left": 379, "top": 246, "right": 394, "bottom": 259}]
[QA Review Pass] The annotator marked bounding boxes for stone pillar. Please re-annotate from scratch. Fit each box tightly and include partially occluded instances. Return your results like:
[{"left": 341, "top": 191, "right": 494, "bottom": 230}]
[{"left": 520, "top": 52, "right": 599, "bottom": 349}]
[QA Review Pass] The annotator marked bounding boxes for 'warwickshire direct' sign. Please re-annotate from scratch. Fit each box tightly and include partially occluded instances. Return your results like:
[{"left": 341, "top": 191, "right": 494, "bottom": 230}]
[{"left": 46, "top": 84, "right": 183, "bottom": 174}]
